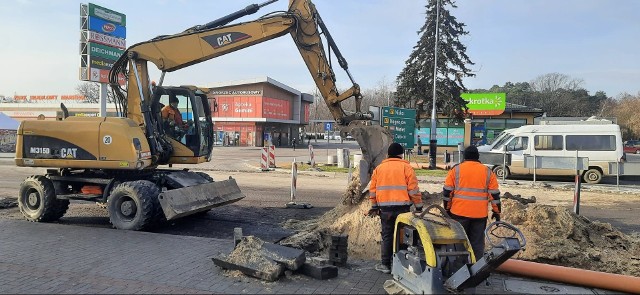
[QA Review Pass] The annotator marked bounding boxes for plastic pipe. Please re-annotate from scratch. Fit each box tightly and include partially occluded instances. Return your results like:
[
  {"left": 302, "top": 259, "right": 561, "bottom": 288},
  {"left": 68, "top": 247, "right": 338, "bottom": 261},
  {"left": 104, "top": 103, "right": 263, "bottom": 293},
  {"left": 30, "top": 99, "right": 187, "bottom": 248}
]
[{"left": 496, "top": 259, "right": 640, "bottom": 294}]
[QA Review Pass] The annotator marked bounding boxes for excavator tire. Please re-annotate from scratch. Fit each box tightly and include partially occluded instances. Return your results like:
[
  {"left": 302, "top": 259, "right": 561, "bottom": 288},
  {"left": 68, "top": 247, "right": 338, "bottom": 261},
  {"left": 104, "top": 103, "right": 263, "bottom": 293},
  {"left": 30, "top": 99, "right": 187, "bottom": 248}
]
[
  {"left": 108, "top": 180, "right": 160, "bottom": 230},
  {"left": 18, "top": 175, "right": 67, "bottom": 222}
]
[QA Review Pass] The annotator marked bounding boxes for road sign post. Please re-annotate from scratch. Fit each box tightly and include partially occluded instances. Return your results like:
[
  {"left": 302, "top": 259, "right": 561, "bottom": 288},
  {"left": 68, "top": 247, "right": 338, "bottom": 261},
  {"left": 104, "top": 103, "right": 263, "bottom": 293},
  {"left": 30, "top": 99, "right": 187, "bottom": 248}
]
[{"left": 381, "top": 106, "right": 416, "bottom": 150}]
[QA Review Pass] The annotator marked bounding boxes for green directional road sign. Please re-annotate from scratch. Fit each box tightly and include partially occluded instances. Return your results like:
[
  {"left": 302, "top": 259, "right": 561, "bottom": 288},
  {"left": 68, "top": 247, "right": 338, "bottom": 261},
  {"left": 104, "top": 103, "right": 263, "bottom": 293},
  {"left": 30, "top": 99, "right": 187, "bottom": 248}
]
[{"left": 381, "top": 106, "right": 417, "bottom": 149}]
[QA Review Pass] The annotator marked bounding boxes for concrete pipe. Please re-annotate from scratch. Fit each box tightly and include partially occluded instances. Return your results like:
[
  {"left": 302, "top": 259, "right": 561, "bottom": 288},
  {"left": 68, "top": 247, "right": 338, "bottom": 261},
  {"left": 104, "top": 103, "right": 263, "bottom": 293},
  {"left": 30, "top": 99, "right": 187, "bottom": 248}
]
[{"left": 496, "top": 259, "right": 640, "bottom": 294}]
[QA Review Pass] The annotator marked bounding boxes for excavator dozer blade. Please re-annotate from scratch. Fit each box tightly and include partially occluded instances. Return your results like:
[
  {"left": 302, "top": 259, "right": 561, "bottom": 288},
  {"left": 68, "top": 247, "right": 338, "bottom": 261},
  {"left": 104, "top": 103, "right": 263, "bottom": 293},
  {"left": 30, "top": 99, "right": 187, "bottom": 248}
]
[
  {"left": 342, "top": 122, "right": 393, "bottom": 192},
  {"left": 158, "top": 178, "right": 245, "bottom": 220}
]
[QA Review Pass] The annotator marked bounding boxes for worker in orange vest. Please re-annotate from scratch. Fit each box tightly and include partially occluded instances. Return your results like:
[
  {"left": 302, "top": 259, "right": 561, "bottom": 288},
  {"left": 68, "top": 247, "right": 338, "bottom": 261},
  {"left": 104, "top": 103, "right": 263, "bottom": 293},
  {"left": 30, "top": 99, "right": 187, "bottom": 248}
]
[
  {"left": 368, "top": 142, "right": 423, "bottom": 274},
  {"left": 443, "top": 145, "right": 501, "bottom": 261}
]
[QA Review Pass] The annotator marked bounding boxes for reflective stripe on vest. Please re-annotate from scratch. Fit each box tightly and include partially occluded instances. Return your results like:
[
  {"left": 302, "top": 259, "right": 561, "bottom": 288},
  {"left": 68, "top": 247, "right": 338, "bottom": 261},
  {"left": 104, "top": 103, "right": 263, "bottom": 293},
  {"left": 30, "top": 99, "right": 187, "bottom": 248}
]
[{"left": 453, "top": 165, "right": 493, "bottom": 202}]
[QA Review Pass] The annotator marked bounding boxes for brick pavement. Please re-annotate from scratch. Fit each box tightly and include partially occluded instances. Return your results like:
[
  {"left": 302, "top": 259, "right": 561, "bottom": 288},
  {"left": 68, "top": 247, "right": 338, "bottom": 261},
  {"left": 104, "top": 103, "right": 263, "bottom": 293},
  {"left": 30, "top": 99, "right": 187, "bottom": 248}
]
[
  {"left": 0, "top": 220, "right": 392, "bottom": 294},
  {"left": 0, "top": 219, "right": 614, "bottom": 294}
]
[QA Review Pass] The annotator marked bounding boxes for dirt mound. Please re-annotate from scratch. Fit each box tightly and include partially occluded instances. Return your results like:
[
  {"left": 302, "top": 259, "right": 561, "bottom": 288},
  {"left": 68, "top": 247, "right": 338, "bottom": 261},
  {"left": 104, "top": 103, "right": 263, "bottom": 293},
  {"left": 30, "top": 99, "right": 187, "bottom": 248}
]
[
  {"left": 284, "top": 185, "right": 640, "bottom": 276},
  {"left": 502, "top": 199, "right": 640, "bottom": 276}
]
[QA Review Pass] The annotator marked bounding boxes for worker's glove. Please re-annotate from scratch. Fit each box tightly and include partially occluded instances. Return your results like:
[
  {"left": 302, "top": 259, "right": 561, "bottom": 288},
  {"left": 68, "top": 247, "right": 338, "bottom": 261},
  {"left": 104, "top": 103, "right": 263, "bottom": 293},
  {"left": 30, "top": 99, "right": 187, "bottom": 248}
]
[
  {"left": 491, "top": 212, "right": 501, "bottom": 221},
  {"left": 366, "top": 206, "right": 380, "bottom": 217},
  {"left": 410, "top": 204, "right": 423, "bottom": 213}
]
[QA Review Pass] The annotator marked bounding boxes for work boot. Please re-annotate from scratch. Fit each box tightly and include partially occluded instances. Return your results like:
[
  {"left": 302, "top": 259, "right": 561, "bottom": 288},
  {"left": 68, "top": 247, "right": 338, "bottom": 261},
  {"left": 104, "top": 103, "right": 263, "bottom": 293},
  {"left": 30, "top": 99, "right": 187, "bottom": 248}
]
[{"left": 375, "top": 263, "right": 391, "bottom": 274}]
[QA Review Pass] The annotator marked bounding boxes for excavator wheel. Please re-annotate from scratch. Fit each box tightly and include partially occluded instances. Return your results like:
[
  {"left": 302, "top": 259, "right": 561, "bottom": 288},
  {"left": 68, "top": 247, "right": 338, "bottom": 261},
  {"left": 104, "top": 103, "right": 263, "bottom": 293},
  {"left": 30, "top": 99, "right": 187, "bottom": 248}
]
[
  {"left": 107, "top": 180, "right": 160, "bottom": 230},
  {"left": 18, "top": 175, "right": 68, "bottom": 222}
]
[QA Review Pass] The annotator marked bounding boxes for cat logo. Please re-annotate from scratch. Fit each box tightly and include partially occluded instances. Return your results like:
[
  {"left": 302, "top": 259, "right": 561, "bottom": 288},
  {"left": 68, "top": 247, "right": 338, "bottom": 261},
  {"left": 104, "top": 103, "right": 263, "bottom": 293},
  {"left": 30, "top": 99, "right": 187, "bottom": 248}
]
[
  {"left": 60, "top": 148, "right": 78, "bottom": 159},
  {"left": 217, "top": 34, "right": 233, "bottom": 47},
  {"left": 203, "top": 32, "right": 251, "bottom": 49}
]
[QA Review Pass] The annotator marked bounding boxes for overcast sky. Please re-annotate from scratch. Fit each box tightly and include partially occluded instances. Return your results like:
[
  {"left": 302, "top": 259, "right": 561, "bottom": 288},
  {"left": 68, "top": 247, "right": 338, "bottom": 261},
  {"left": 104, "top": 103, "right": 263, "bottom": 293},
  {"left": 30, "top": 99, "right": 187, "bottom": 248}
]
[{"left": 0, "top": 0, "right": 638, "bottom": 98}]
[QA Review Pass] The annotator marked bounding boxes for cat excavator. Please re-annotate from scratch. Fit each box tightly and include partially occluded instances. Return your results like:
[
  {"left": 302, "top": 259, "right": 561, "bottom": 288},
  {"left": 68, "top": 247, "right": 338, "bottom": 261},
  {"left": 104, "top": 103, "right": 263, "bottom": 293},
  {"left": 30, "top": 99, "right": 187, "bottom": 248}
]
[{"left": 14, "top": 0, "right": 392, "bottom": 230}]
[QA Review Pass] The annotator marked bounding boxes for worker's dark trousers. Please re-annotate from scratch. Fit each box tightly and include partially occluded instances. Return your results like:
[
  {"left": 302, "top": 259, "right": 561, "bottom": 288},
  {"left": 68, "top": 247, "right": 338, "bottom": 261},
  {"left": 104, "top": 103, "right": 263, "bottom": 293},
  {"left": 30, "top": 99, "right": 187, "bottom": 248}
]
[
  {"left": 379, "top": 206, "right": 410, "bottom": 267},
  {"left": 450, "top": 213, "right": 487, "bottom": 261}
]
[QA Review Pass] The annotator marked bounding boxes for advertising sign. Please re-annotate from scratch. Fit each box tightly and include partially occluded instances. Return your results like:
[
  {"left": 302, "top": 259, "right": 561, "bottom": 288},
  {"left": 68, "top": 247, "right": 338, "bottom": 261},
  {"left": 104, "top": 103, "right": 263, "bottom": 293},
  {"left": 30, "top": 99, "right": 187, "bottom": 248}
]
[
  {"left": 89, "top": 68, "right": 125, "bottom": 84},
  {"left": 88, "top": 16, "right": 126, "bottom": 39},
  {"left": 88, "top": 42, "right": 123, "bottom": 61},
  {"left": 88, "top": 31, "right": 125, "bottom": 49},
  {"left": 461, "top": 93, "right": 506, "bottom": 116},
  {"left": 88, "top": 3, "right": 126, "bottom": 26},
  {"left": 89, "top": 56, "right": 115, "bottom": 70},
  {"left": 262, "top": 97, "right": 291, "bottom": 120},
  {"left": 381, "top": 106, "right": 416, "bottom": 149}
]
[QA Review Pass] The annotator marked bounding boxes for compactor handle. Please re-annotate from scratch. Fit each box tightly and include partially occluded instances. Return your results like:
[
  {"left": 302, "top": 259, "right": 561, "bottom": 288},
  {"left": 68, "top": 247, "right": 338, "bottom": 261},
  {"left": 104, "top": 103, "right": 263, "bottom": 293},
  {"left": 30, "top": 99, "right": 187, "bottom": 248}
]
[
  {"left": 484, "top": 221, "right": 527, "bottom": 249},
  {"left": 412, "top": 204, "right": 452, "bottom": 227}
]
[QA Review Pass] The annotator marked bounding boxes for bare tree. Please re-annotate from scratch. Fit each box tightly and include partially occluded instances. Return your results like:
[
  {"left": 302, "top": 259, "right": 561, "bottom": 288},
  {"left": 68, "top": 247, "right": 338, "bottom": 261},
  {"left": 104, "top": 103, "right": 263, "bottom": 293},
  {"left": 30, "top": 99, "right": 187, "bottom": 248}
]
[
  {"left": 530, "top": 73, "right": 584, "bottom": 93},
  {"left": 75, "top": 82, "right": 115, "bottom": 103},
  {"left": 602, "top": 92, "right": 640, "bottom": 139}
]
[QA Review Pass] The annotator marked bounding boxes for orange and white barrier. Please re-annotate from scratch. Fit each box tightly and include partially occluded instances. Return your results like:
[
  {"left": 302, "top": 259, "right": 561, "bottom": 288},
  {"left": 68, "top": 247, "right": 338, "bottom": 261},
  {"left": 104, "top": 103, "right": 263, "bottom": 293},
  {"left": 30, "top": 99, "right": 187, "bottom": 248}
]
[
  {"left": 260, "top": 147, "right": 269, "bottom": 171},
  {"left": 285, "top": 157, "right": 313, "bottom": 209},
  {"left": 309, "top": 144, "right": 316, "bottom": 168},
  {"left": 268, "top": 145, "right": 276, "bottom": 168},
  {"left": 290, "top": 158, "right": 298, "bottom": 202}
]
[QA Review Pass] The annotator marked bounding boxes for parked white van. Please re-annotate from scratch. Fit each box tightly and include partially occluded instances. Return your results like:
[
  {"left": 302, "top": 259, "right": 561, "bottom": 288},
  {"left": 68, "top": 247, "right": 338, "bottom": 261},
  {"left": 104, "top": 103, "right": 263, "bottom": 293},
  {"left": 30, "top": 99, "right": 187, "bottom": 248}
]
[{"left": 483, "top": 123, "right": 623, "bottom": 184}]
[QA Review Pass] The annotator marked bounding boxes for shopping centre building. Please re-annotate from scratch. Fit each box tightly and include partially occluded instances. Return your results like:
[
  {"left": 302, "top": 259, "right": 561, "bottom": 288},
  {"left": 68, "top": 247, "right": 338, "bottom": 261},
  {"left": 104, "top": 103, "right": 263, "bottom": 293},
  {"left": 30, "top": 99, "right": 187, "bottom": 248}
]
[{"left": 0, "top": 77, "right": 313, "bottom": 148}]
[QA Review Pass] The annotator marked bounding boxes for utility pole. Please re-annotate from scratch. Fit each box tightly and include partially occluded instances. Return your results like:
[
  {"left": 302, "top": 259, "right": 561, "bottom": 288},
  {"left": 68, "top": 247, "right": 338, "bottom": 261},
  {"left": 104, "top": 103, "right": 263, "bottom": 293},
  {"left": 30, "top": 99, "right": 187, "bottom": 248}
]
[{"left": 428, "top": 0, "right": 441, "bottom": 169}]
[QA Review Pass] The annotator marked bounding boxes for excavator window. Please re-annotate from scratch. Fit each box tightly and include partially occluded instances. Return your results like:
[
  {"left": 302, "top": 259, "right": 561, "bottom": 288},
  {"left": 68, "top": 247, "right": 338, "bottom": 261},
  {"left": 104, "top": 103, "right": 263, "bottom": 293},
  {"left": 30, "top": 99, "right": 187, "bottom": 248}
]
[{"left": 154, "top": 87, "right": 213, "bottom": 158}]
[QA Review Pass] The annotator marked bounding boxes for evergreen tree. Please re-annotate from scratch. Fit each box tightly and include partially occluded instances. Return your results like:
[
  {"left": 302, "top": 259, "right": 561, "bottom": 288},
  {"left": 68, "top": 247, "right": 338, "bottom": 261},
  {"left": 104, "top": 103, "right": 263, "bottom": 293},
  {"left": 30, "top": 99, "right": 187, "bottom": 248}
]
[{"left": 396, "top": 0, "right": 474, "bottom": 121}]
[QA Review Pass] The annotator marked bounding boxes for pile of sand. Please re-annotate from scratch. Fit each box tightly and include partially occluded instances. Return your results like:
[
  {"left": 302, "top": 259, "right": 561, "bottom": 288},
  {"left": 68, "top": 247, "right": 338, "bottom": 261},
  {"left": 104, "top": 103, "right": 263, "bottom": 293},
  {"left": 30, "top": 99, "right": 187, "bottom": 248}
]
[
  {"left": 283, "top": 183, "right": 640, "bottom": 276},
  {"left": 501, "top": 199, "right": 640, "bottom": 276}
]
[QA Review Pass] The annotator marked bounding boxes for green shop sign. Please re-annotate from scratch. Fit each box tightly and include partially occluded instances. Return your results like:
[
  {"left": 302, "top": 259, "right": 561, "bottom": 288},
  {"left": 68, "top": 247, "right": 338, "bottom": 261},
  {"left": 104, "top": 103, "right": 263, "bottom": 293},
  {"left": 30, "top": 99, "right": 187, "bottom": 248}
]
[
  {"left": 88, "top": 3, "right": 126, "bottom": 26},
  {"left": 88, "top": 42, "right": 123, "bottom": 61},
  {"left": 461, "top": 93, "right": 506, "bottom": 116}
]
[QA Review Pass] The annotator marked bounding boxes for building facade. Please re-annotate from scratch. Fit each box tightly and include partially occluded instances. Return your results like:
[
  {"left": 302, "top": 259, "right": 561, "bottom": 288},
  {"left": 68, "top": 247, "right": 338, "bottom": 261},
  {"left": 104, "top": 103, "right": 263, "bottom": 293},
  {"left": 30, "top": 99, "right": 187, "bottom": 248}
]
[
  {"left": 415, "top": 102, "right": 544, "bottom": 153},
  {"left": 207, "top": 77, "right": 312, "bottom": 147}
]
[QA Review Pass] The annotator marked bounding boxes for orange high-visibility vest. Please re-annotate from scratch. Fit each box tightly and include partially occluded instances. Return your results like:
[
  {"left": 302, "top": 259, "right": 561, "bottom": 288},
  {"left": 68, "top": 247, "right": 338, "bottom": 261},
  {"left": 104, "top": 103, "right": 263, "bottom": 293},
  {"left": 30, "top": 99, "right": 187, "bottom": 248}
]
[
  {"left": 369, "top": 158, "right": 421, "bottom": 208},
  {"left": 443, "top": 161, "right": 500, "bottom": 218}
]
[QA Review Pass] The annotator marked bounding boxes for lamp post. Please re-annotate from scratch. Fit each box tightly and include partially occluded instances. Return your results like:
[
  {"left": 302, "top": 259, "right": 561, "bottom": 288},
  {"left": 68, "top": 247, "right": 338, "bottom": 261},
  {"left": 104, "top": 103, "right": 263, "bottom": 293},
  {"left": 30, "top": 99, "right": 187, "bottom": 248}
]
[{"left": 428, "top": 0, "right": 441, "bottom": 169}]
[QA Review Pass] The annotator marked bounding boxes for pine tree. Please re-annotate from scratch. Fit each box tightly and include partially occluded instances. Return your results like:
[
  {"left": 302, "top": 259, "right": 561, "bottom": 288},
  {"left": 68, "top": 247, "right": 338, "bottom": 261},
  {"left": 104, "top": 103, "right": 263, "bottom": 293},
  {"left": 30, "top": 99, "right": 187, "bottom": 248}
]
[{"left": 396, "top": 0, "right": 474, "bottom": 121}]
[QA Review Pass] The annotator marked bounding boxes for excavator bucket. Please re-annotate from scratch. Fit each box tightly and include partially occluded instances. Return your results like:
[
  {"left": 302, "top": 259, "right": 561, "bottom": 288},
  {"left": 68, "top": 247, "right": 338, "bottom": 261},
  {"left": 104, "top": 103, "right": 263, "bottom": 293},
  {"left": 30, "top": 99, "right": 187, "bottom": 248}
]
[
  {"left": 342, "top": 122, "right": 393, "bottom": 193},
  {"left": 157, "top": 172, "right": 244, "bottom": 220}
]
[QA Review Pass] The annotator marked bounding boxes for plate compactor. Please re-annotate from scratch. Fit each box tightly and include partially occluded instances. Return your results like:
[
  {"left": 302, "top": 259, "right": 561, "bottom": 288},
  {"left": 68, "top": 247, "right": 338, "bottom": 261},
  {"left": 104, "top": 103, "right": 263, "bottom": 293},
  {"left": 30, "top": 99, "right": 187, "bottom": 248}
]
[{"left": 383, "top": 205, "right": 526, "bottom": 294}]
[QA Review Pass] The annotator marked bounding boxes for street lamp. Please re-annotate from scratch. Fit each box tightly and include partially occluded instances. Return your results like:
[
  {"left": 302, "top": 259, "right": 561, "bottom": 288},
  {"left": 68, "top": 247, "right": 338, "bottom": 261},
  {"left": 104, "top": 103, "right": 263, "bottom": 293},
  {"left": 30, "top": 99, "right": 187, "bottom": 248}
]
[{"left": 429, "top": 0, "right": 441, "bottom": 169}]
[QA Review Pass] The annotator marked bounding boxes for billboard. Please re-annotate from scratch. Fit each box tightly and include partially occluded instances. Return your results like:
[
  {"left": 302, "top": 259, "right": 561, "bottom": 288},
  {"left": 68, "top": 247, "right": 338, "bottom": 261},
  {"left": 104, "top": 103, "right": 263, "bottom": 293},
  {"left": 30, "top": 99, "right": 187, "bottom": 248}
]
[
  {"left": 212, "top": 96, "right": 292, "bottom": 120},
  {"left": 88, "top": 31, "right": 126, "bottom": 49},
  {"left": 80, "top": 3, "right": 126, "bottom": 83},
  {"left": 88, "top": 16, "right": 126, "bottom": 39},
  {"left": 461, "top": 93, "right": 506, "bottom": 116},
  {"left": 88, "top": 3, "right": 126, "bottom": 26}
]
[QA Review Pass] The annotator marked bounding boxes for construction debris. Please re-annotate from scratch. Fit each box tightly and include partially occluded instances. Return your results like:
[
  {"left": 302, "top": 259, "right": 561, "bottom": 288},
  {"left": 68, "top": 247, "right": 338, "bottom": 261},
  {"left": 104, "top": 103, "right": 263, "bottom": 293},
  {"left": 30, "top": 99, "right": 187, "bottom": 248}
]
[
  {"left": 502, "top": 192, "right": 536, "bottom": 205},
  {"left": 284, "top": 181, "right": 640, "bottom": 277},
  {"left": 0, "top": 197, "right": 17, "bottom": 209},
  {"left": 213, "top": 236, "right": 306, "bottom": 281}
]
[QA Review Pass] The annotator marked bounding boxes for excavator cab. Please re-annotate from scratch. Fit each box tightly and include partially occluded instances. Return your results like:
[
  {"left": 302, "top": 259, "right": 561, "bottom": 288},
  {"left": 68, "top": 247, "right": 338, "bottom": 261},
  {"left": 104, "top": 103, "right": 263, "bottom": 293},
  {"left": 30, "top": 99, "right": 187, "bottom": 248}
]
[{"left": 151, "top": 86, "right": 215, "bottom": 164}]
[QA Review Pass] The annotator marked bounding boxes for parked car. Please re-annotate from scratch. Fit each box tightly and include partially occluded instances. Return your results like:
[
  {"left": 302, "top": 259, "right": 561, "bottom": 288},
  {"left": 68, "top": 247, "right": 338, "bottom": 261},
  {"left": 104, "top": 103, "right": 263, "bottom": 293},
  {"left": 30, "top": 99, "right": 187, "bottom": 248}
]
[{"left": 624, "top": 140, "right": 640, "bottom": 154}]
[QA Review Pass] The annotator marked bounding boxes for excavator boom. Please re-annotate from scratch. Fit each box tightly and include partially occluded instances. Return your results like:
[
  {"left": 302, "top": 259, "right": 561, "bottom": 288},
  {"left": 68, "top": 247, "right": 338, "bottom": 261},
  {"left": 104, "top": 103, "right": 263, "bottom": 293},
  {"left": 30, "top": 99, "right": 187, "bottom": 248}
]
[{"left": 109, "top": 0, "right": 392, "bottom": 190}]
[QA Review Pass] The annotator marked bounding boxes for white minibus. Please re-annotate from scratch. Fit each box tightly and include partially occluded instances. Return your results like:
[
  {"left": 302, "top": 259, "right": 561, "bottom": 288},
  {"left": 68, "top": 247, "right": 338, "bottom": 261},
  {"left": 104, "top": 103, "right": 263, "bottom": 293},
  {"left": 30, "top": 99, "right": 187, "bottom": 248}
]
[{"left": 484, "top": 123, "right": 623, "bottom": 184}]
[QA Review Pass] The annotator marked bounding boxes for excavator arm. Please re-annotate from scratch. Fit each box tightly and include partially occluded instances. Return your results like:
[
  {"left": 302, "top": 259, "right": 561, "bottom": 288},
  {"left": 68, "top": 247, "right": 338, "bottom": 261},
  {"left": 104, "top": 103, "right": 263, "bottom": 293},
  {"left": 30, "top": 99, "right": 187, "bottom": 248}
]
[{"left": 109, "top": 0, "right": 392, "bottom": 190}]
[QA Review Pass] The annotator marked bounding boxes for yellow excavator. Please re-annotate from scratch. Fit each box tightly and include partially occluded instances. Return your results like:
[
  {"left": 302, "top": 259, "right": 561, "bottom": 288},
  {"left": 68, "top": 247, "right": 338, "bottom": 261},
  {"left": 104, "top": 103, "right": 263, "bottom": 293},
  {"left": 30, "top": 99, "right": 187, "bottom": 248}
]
[{"left": 14, "top": 0, "right": 391, "bottom": 230}]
